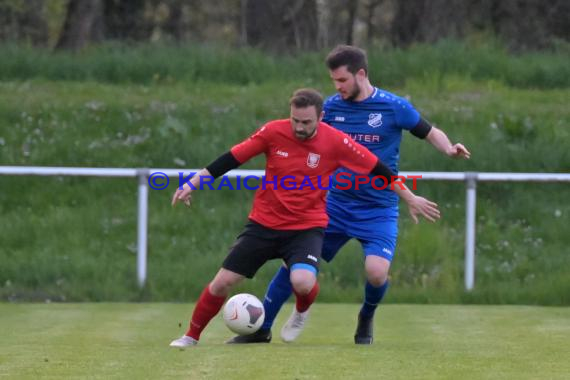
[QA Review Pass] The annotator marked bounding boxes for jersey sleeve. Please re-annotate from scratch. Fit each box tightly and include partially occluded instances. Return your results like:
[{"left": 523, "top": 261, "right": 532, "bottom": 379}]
[
  {"left": 394, "top": 97, "right": 420, "bottom": 130},
  {"left": 230, "top": 123, "right": 270, "bottom": 163},
  {"left": 335, "top": 131, "right": 378, "bottom": 174}
]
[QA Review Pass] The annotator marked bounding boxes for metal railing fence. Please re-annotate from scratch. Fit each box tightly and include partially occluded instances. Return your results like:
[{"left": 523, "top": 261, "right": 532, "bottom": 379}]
[{"left": 1, "top": 166, "right": 569, "bottom": 291}]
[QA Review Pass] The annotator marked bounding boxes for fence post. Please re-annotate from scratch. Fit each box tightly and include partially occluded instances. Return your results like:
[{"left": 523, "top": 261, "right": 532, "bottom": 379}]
[
  {"left": 136, "top": 169, "right": 149, "bottom": 288},
  {"left": 465, "top": 172, "right": 478, "bottom": 291}
]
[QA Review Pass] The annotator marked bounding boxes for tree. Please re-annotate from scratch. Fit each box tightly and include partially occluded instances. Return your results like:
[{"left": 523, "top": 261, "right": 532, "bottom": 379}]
[
  {"left": 56, "top": 0, "right": 103, "bottom": 51},
  {"left": 320, "top": 0, "right": 363, "bottom": 47},
  {"left": 163, "top": 0, "right": 185, "bottom": 41},
  {"left": 345, "top": 0, "right": 358, "bottom": 45},
  {"left": 244, "top": 0, "right": 319, "bottom": 51},
  {"left": 0, "top": 0, "right": 49, "bottom": 46},
  {"left": 364, "top": 0, "right": 383, "bottom": 47},
  {"left": 103, "top": 0, "right": 151, "bottom": 41},
  {"left": 20, "top": 0, "right": 49, "bottom": 46}
]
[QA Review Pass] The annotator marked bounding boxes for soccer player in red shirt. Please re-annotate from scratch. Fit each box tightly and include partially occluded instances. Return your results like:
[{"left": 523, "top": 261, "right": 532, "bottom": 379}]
[{"left": 169, "top": 88, "right": 439, "bottom": 347}]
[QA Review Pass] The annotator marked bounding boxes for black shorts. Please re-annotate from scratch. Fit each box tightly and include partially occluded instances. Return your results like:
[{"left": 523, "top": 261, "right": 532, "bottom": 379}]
[{"left": 222, "top": 221, "right": 324, "bottom": 279}]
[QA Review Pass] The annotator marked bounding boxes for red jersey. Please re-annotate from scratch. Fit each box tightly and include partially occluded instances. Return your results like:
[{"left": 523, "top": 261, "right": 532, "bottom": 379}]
[{"left": 230, "top": 119, "right": 378, "bottom": 230}]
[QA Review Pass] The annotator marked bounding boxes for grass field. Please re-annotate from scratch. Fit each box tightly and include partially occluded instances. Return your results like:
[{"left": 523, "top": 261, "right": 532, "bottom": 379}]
[
  {"left": 0, "top": 303, "right": 568, "bottom": 379},
  {"left": 1, "top": 78, "right": 568, "bottom": 304},
  {"left": 0, "top": 43, "right": 569, "bottom": 304}
]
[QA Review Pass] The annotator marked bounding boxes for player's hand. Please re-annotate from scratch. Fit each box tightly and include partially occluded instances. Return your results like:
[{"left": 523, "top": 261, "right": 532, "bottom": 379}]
[
  {"left": 447, "top": 143, "right": 471, "bottom": 159},
  {"left": 407, "top": 195, "right": 440, "bottom": 224},
  {"left": 171, "top": 186, "right": 193, "bottom": 208}
]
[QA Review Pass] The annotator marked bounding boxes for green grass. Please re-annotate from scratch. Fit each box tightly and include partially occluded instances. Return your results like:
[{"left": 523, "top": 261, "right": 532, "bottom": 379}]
[
  {"left": 1, "top": 77, "right": 568, "bottom": 304},
  {"left": 0, "top": 44, "right": 569, "bottom": 304},
  {"left": 1, "top": 41, "right": 569, "bottom": 88},
  {"left": 0, "top": 303, "right": 568, "bottom": 379}
]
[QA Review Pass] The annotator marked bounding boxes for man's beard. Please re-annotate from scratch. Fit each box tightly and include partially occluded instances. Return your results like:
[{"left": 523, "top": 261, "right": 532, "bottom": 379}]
[
  {"left": 295, "top": 128, "right": 316, "bottom": 140},
  {"left": 344, "top": 83, "right": 361, "bottom": 101}
]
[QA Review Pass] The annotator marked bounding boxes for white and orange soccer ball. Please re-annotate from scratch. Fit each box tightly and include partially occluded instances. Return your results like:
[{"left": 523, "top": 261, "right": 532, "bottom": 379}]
[{"left": 222, "top": 293, "right": 265, "bottom": 335}]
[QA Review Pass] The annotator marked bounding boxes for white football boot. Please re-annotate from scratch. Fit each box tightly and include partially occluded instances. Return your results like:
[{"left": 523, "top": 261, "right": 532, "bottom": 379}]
[
  {"left": 280, "top": 309, "right": 310, "bottom": 343},
  {"left": 169, "top": 335, "right": 198, "bottom": 348}
]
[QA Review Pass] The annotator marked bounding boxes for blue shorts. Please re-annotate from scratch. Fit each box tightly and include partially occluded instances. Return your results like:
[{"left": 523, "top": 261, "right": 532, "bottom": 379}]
[{"left": 322, "top": 199, "right": 399, "bottom": 262}]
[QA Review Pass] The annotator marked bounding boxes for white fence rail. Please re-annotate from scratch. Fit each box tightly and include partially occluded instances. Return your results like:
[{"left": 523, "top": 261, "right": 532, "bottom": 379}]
[{"left": 2, "top": 166, "right": 569, "bottom": 291}]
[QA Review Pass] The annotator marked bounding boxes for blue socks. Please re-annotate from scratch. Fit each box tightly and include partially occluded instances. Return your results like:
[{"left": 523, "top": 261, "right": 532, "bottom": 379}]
[
  {"left": 261, "top": 266, "right": 293, "bottom": 330},
  {"left": 261, "top": 268, "right": 389, "bottom": 328},
  {"left": 359, "top": 280, "right": 389, "bottom": 319}
]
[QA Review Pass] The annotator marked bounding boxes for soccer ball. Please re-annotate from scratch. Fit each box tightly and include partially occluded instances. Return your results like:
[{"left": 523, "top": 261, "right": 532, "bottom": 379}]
[{"left": 222, "top": 293, "right": 265, "bottom": 335}]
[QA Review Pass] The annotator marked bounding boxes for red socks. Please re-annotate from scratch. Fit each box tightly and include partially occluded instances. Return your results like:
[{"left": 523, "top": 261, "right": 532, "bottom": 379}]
[
  {"left": 185, "top": 281, "right": 319, "bottom": 340},
  {"left": 185, "top": 284, "right": 226, "bottom": 340},
  {"left": 294, "top": 282, "right": 320, "bottom": 313}
]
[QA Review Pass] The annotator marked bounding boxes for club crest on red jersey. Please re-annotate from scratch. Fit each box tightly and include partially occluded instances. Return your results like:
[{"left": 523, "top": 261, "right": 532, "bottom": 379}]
[{"left": 307, "top": 152, "right": 321, "bottom": 168}]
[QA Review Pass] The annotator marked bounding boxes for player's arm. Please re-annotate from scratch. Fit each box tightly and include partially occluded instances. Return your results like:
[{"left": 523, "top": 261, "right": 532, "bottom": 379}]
[
  {"left": 172, "top": 125, "right": 269, "bottom": 207},
  {"left": 338, "top": 135, "right": 440, "bottom": 223},
  {"left": 391, "top": 180, "right": 440, "bottom": 223},
  {"left": 171, "top": 152, "right": 241, "bottom": 207},
  {"left": 395, "top": 96, "right": 470, "bottom": 159},
  {"left": 368, "top": 160, "right": 440, "bottom": 224},
  {"left": 411, "top": 118, "right": 471, "bottom": 159}
]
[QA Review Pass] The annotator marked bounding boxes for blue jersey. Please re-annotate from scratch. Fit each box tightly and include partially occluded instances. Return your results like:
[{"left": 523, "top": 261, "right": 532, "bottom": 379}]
[{"left": 324, "top": 87, "right": 420, "bottom": 209}]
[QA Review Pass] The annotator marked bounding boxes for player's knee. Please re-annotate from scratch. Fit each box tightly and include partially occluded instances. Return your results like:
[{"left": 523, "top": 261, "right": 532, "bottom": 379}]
[
  {"left": 210, "top": 270, "right": 242, "bottom": 296},
  {"left": 366, "top": 266, "right": 389, "bottom": 287},
  {"left": 292, "top": 281, "right": 314, "bottom": 295},
  {"left": 365, "top": 256, "right": 391, "bottom": 287},
  {"left": 290, "top": 271, "right": 316, "bottom": 295},
  {"left": 367, "top": 274, "right": 388, "bottom": 287},
  {"left": 366, "top": 265, "right": 390, "bottom": 287},
  {"left": 209, "top": 280, "right": 232, "bottom": 297}
]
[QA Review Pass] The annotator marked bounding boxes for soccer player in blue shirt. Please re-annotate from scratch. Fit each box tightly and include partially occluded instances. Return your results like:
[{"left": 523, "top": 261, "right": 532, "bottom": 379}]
[{"left": 228, "top": 45, "right": 471, "bottom": 345}]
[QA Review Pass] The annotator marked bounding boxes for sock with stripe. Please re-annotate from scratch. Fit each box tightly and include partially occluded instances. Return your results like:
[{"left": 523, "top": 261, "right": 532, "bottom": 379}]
[
  {"left": 359, "top": 280, "right": 389, "bottom": 319},
  {"left": 186, "top": 284, "right": 226, "bottom": 340}
]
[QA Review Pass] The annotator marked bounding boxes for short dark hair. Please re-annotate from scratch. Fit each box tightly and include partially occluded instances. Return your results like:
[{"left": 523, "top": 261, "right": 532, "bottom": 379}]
[
  {"left": 289, "top": 88, "right": 323, "bottom": 116},
  {"left": 325, "top": 45, "right": 368, "bottom": 75}
]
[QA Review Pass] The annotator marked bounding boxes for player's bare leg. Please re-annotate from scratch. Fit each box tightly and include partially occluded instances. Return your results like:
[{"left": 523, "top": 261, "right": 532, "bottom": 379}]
[
  {"left": 170, "top": 269, "right": 244, "bottom": 348},
  {"left": 281, "top": 268, "right": 319, "bottom": 342}
]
